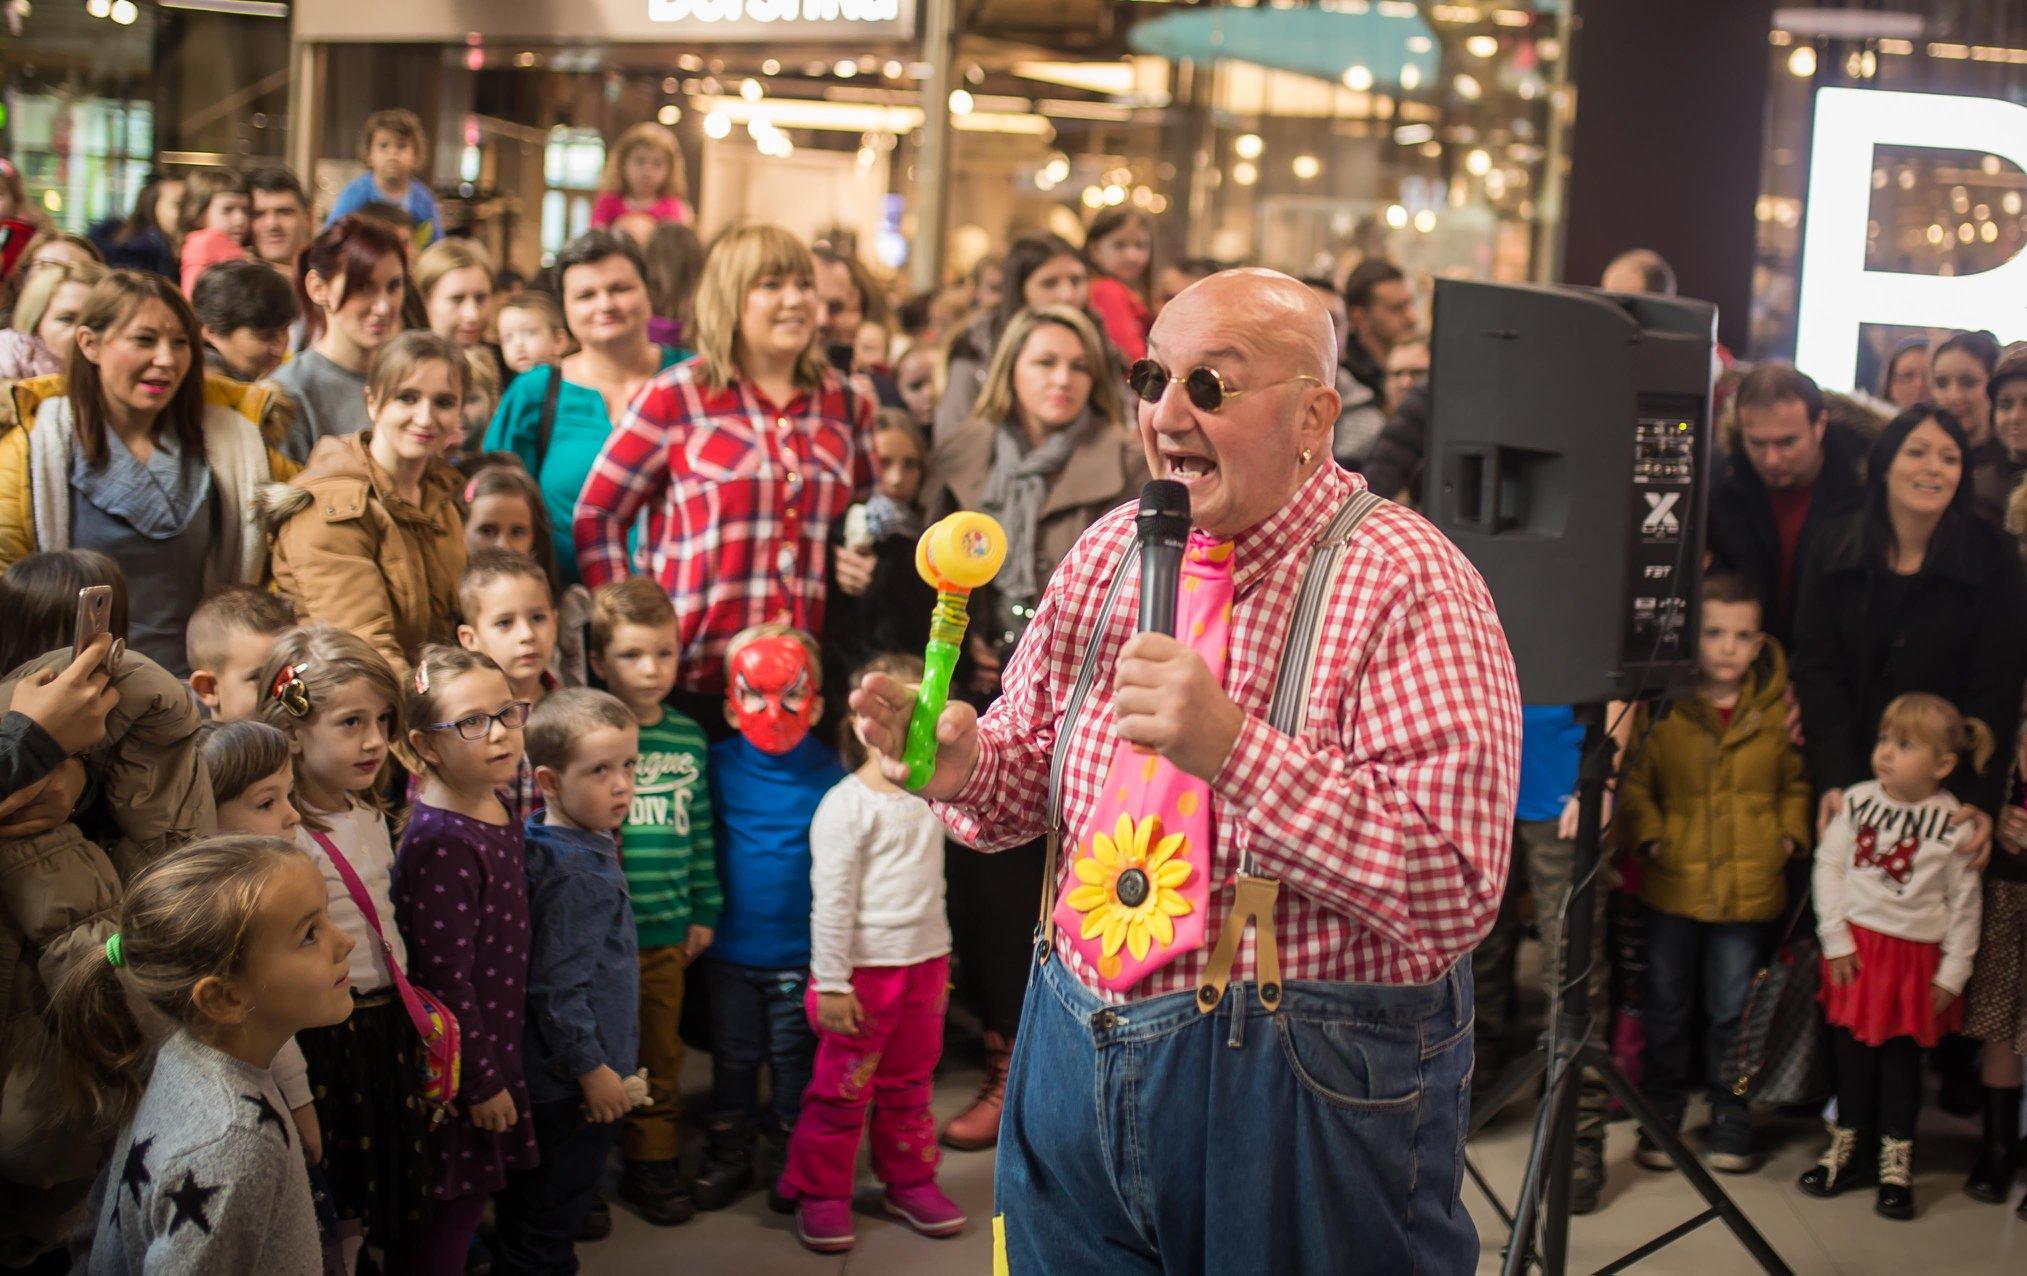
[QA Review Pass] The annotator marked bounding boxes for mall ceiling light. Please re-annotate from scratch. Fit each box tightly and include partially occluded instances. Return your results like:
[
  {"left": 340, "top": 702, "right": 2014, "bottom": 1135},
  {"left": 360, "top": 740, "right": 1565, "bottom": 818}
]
[
  {"left": 761, "top": 60, "right": 780, "bottom": 76},
  {"left": 86, "top": 0, "right": 111, "bottom": 16},
  {"left": 1234, "top": 133, "right": 1264, "bottom": 159},
  {"left": 159, "top": 0, "right": 289, "bottom": 14},
  {"left": 1454, "top": 74, "right": 1482, "bottom": 100},
  {"left": 949, "top": 90, "right": 975, "bottom": 116},
  {"left": 1232, "top": 161, "right": 1258, "bottom": 187},
  {"left": 1082, "top": 186, "right": 1105, "bottom": 209},
  {"left": 742, "top": 79, "right": 764, "bottom": 102},
  {"left": 1787, "top": 45, "right": 1817, "bottom": 78},
  {"left": 657, "top": 105, "right": 681, "bottom": 126},
  {"left": 1103, "top": 184, "right": 1127, "bottom": 205},
  {"left": 110, "top": 0, "right": 138, "bottom": 23},
  {"left": 2005, "top": 192, "right": 2022, "bottom": 216},
  {"left": 1400, "top": 65, "right": 1422, "bottom": 90},
  {"left": 1385, "top": 203, "right": 1409, "bottom": 229},
  {"left": 1392, "top": 122, "right": 1434, "bottom": 145},
  {"left": 835, "top": 60, "right": 858, "bottom": 78},
  {"left": 884, "top": 61, "right": 905, "bottom": 79},
  {"left": 1342, "top": 65, "right": 1374, "bottom": 92},
  {"left": 1413, "top": 209, "right": 1437, "bottom": 233},
  {"left": 1465, "top": 147, "right": 1491, "bottom": 175},
  {"left": 1465, "top": 35, "right": 1499, "bottom": 59},
  {"left": 703, "top": 111, "right": 732, "bottom": 140},
  {"left": 1292, "top": 154, "right": 1321, "bottom": 179},
  {"left": 1980, "top": 221, "right": 1999, "bottom": 243}
]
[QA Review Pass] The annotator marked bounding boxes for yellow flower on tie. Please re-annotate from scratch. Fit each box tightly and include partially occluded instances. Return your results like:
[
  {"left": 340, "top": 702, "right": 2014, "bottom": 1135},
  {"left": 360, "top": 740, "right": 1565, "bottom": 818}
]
[{"left": 1064, "top": 813, "right": 1195, "bottom": 964}]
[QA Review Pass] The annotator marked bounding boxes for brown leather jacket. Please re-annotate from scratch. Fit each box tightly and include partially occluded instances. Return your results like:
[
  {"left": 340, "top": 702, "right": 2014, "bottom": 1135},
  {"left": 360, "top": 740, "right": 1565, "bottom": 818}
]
[{"left": 261, "top": 430, "right": 467, "bottom": 680}]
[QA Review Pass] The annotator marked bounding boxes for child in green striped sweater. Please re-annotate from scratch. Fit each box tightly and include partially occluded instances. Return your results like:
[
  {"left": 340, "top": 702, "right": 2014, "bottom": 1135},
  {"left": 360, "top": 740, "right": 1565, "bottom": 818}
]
[{"left": 590, "top": 578, "right": 722, "bottom": 1227}]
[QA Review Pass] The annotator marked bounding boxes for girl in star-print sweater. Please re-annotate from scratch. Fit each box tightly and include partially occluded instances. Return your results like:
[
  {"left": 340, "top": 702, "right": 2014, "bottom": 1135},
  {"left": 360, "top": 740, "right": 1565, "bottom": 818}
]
[
  {"left": 42, "top": 835, "right": 354, "bottom": 1274},
  {"left": 1803, "top": 693, "right": 1989, "bottom": 1219}
]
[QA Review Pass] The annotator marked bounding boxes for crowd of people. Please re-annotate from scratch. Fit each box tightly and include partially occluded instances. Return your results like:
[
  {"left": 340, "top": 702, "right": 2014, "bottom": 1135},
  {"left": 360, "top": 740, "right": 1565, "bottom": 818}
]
[{"left": 0, "top": 100, "right": 2023, "bottom": 1276}]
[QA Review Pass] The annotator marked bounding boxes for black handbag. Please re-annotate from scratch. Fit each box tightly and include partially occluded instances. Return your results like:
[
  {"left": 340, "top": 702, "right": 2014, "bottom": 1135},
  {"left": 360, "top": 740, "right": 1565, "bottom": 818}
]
[{"left": 1724, "top": 891, "right": 1829, "bottom": 1107}]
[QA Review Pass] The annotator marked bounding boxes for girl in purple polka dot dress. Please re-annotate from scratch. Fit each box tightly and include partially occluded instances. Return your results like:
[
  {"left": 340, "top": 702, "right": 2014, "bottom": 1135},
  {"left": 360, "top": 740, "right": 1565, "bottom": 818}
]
[{"left": 394, "top": 645, "right": 539, "bottom": 1271}]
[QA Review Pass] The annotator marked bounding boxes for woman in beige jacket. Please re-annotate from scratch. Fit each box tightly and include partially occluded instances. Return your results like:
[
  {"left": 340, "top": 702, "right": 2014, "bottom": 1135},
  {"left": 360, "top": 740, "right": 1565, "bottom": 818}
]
[{"left": 263, "top": 332, "right": 470, "bottom": 681}]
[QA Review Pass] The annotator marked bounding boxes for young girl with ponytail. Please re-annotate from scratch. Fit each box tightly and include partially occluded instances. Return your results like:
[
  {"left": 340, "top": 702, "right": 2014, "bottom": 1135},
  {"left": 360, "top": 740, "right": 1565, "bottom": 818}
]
[{"left": 46, "top": 835, "right": 355, "bottom": 1272}]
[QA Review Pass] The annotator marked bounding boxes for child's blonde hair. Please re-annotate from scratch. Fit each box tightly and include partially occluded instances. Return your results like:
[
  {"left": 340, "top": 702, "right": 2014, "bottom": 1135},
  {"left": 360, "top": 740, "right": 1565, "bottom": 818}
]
[
  {"left": 44, "top": 835, "right": 311, "bottom": 1132},
  {"left": 1878, "top": 693, "right": 1996, "bottom": 777},
  {"left": 589, "top": 576, "right": 676, "bottom": 658},
  {"left": 254, "top": 625, "right": 405, "bottom": 828},
  {"left": 186, "top": 585, "right": 297, "bottom": 675},
  {"left": 497, "top": 290, "right": 564, "bottom": 333},
  {"left": 458, "top": 547, "right": 553, "bottom": 621},
  {"left": 404, "top": 643, "right": 510, "bottom": 782},
  {"left": 200, "top": 719, "right": 293, "bottom": 809},
  {"left": 599, "top": 122, "right": 687, "bottom": 202}
]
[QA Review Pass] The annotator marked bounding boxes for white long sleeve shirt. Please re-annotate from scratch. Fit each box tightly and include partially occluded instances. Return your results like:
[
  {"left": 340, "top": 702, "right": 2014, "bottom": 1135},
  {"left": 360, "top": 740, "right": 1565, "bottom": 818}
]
[
  {"left": 1813, "top": 780, "right": 1983, "bottom": 994},
  {"left": 297, "top": 803, "right": 405, "bottom": 993},
  {"left": 808, "top": 774, "right": 953, "bottom": 994}
]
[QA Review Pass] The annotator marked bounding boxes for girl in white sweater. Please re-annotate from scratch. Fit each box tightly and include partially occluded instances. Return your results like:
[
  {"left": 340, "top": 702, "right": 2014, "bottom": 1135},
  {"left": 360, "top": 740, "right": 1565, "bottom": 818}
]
[
  {"left": 1802, "top": 692, "right": 1990, "bottom": 1220},
  {"left": 778, "top": 654, "right": 964, "bottom": 1255}
]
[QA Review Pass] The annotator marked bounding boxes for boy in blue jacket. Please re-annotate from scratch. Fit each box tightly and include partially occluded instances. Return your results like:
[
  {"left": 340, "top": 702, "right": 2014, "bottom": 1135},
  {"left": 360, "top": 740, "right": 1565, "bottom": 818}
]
[
  {"left": 497, "top": 688, "right": 643, "bottom": 1269},
  {"left": 694, "top": 625, "right": 845, "bottom": 1212}
]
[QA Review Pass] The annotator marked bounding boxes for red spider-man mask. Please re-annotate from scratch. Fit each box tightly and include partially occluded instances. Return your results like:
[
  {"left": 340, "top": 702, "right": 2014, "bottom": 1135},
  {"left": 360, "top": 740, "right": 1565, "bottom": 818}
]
[{"left": 726, "top": 635, "right": 821, "bottom": 755}]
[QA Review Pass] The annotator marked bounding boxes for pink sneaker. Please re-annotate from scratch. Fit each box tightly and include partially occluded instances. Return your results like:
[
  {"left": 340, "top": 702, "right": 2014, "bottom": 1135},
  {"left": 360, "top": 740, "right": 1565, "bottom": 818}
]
[
  {"left": 795, "top": 1197, "right": 855, "bottom": 1253},
  {"left": 883, "top": 1181, "right": 966, "bottom": 1237}
]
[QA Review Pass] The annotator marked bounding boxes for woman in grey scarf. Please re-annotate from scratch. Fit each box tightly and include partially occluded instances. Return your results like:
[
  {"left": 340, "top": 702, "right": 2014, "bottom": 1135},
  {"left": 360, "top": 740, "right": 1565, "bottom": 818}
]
[{"left": 916, "top": 302, "right": 1143, "bottom": 1152}]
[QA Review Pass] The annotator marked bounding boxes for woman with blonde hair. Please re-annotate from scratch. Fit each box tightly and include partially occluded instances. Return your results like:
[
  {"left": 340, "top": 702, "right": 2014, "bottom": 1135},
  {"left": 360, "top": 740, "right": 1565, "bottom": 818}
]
[
  {"left": 0, "top": 258, "right": 105, "bottom": 379},
  {"left": 592, "top": 121, "right": 693, "bottom": 230},
  {"left": 0, "top": 270, "right": 295, "bottom": 675},
  {"left": 575, "top": 223, "right": 876, "bottom": 717},
  {"left": 264, "top": 330, "right": 470, "bottom": 678},
  {"left": 919, "top": 302, "right": 1143, "bottom": 1151},
  {"left": 416, "top": 236, "right": 497, "bottom": 353}
]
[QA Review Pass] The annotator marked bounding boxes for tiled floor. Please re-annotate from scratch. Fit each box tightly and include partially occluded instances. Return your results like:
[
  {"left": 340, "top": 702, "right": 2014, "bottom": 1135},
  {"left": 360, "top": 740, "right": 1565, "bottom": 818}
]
[{"left": 580, "top": 1037, "right": 2027, "bottom": 1274}]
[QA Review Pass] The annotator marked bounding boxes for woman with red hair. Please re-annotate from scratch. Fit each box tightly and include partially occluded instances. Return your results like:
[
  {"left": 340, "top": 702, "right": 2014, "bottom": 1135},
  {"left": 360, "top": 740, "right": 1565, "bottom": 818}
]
[{"left": 270, "top": 214, "right": 409, "bottom": 463}]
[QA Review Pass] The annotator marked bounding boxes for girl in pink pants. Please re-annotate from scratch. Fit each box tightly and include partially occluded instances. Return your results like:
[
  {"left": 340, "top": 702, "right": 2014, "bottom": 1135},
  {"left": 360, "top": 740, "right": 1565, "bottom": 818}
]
[{"left": 780, "top": 655, "right": 966, "bottom": 1254}]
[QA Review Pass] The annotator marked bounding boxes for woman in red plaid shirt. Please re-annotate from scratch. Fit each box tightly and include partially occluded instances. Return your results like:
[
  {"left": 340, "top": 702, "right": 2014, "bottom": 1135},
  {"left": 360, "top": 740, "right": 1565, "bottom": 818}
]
[
  {"left": 852, "top": 270, "right": 1520, "bottom": 1274},
  {"left": 573, "top": 225, "right": 875, "bottom": 725}
]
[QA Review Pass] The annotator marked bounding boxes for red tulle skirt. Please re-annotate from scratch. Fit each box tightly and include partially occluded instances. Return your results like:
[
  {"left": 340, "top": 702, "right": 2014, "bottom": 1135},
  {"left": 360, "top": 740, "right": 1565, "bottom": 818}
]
[{"left": 1819, "top": 923, "right": 1963, "bottom": 1047}]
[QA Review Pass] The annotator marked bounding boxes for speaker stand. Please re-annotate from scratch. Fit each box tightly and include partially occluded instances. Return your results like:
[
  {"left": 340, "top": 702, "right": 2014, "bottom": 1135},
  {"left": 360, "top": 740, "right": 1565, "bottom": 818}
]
[{"left": 1465, "top": 703, "right": 1792, "bottom": 1276}]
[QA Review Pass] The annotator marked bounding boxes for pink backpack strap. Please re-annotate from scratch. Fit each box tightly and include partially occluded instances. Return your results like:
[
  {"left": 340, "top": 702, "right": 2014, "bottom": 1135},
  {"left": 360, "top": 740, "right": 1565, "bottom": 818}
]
[{"left": 308, "top": 830, "right": 436, "bottom": 1044}]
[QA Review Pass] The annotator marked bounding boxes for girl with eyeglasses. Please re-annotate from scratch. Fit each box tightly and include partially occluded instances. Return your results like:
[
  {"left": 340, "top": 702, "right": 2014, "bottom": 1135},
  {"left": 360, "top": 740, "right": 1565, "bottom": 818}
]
[{"left": 395, "top": 643, "right": 540, "bottom": 1271}]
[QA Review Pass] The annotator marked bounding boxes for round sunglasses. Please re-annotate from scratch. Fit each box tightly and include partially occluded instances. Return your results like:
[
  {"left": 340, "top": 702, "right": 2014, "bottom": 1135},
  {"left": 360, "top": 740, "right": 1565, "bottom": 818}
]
[{"left": 1128, "top": 358, "right": 1324, "bottom": 413}]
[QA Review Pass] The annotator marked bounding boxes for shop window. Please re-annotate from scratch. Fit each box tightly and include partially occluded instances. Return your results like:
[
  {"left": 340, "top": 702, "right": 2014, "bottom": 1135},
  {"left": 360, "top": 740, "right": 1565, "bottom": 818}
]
[
  {"left": 5, "top": 91, "right": 153, "bottom": 231},
  {"left": 540, "top": 126, "right": 604, "bottom": 259}
]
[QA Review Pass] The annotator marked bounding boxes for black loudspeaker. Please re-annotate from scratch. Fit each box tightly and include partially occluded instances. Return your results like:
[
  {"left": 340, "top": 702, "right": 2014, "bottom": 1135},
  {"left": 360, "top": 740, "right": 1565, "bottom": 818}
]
[{"left": 1427, "top": 280, "right": 1717, "bottom": 705}]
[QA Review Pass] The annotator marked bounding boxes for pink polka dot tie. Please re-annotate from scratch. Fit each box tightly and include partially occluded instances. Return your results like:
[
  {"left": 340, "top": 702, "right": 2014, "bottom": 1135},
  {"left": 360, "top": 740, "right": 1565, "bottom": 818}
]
[{"left": 1054, "top": 532, "right": 1233, "bottom": 992}]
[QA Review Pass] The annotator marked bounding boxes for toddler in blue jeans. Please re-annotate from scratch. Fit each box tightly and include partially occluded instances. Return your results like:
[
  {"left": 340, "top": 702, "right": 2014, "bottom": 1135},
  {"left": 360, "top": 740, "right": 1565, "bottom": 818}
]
[
  {"left": 1616, "top": 573, "right": 1813, "bottom": 1173},
  {"left": 694, "top": 626, "right": 844, "bottom": 1211}
]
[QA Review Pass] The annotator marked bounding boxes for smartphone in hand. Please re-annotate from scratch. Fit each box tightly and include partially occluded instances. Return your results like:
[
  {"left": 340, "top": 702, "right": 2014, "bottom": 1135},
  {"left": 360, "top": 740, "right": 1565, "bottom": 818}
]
[{"left": 72, "top": 585, "right": 122, "bottom": 675}]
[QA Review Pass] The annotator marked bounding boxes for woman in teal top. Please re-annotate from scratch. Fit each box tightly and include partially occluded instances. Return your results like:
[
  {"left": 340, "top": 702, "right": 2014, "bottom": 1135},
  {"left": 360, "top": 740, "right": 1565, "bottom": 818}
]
[{"left": 484, "top": 230, "right": 685, "bottom": 583}]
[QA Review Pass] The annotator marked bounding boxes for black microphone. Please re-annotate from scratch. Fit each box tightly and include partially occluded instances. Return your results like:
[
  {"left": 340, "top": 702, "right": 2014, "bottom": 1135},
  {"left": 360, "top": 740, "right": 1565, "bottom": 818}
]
[{"left": 1135, "top": 480, "right": 1192, "bottom": 637}]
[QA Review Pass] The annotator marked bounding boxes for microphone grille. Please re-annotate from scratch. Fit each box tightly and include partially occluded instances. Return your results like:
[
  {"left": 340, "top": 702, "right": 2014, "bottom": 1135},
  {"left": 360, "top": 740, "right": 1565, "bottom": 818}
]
[{"left": 1137, "top": 479, "right": 1190, "bottom": 525}]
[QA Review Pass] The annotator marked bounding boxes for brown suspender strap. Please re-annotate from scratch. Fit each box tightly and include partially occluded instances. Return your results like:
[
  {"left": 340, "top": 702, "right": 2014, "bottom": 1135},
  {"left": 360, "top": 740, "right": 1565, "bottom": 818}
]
[{"left": 1191, "top": 488, "right": 1383, "bottom": 1013}]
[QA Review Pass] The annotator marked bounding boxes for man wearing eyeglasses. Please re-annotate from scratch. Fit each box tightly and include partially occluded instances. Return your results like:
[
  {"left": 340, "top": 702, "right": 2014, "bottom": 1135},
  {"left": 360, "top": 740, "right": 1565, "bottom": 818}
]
[{"left": 851, "top": 269, "right": 1519, "bottom": 1274}]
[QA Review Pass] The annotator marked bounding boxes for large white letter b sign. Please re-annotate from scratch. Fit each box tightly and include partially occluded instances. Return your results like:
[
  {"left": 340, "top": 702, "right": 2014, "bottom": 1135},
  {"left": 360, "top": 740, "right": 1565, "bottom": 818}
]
[{"left": 1795, "top": 87, "right": 2027, "bottom": 393}]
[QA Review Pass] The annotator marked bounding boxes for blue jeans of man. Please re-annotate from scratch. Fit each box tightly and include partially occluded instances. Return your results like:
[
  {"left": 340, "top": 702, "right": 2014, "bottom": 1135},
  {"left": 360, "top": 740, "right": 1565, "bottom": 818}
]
[
  {"left": 1640, "top": 908, "right": 1772, "bottom": 1115},
  {"left": 703, "top": 959, "right": 816, "bottom": 1137},
  {"left": 994, "top": 946, "right": 1478, "bottom": 1275}
]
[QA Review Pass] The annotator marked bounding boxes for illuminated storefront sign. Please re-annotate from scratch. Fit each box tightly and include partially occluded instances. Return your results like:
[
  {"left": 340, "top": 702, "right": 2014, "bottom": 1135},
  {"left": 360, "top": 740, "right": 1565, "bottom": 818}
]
[
  {"left": 294, "top": 0, "right": 915, "bottom": 42},
  {"left": 1795, "top": 87, "right": 2027, "bottom": 392},
  {"left": 648, "top": 0, "right": 900, "bottom": 22}
]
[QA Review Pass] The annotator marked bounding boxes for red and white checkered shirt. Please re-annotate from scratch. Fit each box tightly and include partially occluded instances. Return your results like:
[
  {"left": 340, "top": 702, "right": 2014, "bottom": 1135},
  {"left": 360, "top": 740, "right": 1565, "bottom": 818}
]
[
  {"left": 935, "top": 462, "right": 1521, "bottom": 1000},
  {"left": 573, "top": 360, "right": 875, "bottom": 694}
]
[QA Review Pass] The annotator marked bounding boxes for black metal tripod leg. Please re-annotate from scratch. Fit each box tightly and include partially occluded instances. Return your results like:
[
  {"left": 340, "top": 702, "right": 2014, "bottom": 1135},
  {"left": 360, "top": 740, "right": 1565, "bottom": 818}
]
[
  {"left": 1588, "top": 1048, "right": 1793, "bottom": 1276},
  {"left": 1471, "top": 1049, "right": 1550, "bottom": 1137},
  {"left": 1500, "top": 1046, "right": 1580, "bottom": 1276}
]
